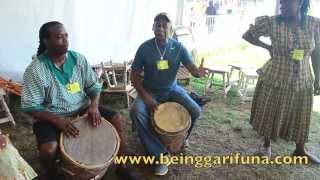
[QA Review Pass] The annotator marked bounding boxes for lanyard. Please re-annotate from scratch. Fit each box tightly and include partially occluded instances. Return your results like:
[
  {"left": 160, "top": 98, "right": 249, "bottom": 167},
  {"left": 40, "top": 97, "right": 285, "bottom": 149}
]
[{"left": 154, "top": 38, "right": 167, "bottom": 60}]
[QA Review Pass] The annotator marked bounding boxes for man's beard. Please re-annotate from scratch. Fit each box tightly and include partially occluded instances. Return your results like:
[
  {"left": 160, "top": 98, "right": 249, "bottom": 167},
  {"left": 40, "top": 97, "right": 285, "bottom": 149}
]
[{"left": 54, "top": 47, "right": 68, "bottom": 55}]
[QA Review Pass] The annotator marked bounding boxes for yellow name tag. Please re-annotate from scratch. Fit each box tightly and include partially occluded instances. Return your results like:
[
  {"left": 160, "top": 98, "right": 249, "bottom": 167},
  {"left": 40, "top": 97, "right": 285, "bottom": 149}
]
[
  {"left": 66, "top": 82, "right": 81, "bottom": 94},
  {"left": 157, "top": 60, "right": 169, "bottom": 70},
  {"left": 292, "top": 49, "right": 304, "bottom": 61}
]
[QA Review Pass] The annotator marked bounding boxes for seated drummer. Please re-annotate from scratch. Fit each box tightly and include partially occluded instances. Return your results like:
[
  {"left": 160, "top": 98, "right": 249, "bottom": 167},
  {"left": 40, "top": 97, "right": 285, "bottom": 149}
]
[
  {"left": 130, "top": 12, "right": 205, "bottom": 176},
  {"left": 21, "top": 21, "right": 138, "bottom": 180}
]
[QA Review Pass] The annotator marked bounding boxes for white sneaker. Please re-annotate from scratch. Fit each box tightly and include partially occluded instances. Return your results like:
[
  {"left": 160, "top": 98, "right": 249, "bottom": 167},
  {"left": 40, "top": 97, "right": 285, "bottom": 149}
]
[
  {"left": 258, "top": 145, "right": 271, "bottom": 159},
  {"left": 183, "top": 139, "right": 190, "bottom": 148},
  {"left": 154, "top": 164, "right": 168, "bottom": 176}
]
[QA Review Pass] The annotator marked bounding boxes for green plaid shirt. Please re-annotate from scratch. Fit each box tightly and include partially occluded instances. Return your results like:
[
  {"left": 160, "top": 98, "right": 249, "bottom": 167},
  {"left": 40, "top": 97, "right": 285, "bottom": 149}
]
[
  {"left": 245, "top": 15, "right": 320, "bottom": 91},
  {"left": 21, "top": 50, "right": 101, "bottom": 116}
]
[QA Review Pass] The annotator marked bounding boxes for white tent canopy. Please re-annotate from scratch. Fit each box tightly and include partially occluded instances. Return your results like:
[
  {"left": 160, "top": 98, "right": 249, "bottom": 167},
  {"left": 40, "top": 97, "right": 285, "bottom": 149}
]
[
  {"left": 1, "top": 0, "right": 319, "bottom": 82},
  {"left": 0, "top": 0, "right": 178, "bottom": 82}
]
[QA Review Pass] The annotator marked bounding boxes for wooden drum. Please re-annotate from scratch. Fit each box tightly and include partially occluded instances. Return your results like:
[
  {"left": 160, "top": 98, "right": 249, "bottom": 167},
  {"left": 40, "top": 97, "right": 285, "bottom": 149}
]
[
  {"left": 152, "top": 102, "right": 191, "bottom": 153},
  {"left": 59, "top": 115, "right": 120, "bottom": 180}
]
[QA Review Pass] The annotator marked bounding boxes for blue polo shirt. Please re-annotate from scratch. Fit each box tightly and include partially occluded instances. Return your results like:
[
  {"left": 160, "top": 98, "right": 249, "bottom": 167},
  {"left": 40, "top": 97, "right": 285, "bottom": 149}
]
[{"left": 132, "top": 38, "right": 192, "bottom": 93}]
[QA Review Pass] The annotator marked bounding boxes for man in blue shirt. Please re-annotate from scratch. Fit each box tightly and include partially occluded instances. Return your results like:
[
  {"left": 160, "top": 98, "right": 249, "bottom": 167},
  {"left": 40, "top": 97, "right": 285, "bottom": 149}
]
[{"left": 130, "top": 12, "right": 205, "bottom": 176}]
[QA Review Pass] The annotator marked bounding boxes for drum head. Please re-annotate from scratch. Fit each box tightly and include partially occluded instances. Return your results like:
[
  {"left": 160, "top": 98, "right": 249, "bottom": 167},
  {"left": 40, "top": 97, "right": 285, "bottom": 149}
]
[
  {"left": 60, "top": 116, "right": 119, "bottom": 167},
  {"left": 154, "top": 102, "right": 191, "bottom": 133}
]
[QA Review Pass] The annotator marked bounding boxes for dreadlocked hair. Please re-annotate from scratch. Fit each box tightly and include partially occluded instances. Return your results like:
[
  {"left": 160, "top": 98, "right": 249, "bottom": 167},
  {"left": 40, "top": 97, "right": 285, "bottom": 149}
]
[{"left": 37, "top": 21, "right": 62, "bottom": 56}]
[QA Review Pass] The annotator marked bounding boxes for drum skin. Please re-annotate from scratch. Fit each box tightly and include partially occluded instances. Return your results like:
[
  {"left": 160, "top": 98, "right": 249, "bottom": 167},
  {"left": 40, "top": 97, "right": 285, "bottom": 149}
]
[
  {"left": 59, "top": 115, "right": 120, "bottom": 180},
  {"left": 153, "top": 102, "right": 191, "bottom": 153}
]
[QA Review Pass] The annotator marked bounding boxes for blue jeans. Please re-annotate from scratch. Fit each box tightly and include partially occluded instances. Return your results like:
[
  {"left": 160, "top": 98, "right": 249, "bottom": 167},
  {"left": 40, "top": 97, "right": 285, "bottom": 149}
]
[{"left": 130, "top": 85, "right": 201, "bottom": 158}]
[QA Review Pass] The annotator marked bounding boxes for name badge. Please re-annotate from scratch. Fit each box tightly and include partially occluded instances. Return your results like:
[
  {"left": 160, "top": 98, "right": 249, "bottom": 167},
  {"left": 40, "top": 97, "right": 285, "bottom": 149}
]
[
  {"left": 292, "top": 49, "right": 304, "bottom": 61},
  {"left": 66, "top": 82, "right": 81, "bottom": 94},
  {"left": 157, "top": 60, "right": 169, "bottom": 70}
]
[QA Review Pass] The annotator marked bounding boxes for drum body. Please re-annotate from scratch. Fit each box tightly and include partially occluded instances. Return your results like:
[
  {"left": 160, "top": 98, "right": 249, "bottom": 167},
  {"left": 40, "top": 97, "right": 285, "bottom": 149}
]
[
  {"left": 59, "top": 115, "right": 120, "bottom": 180},
  {"left": 152, "top": 102, "right": 191, "bottom": 153}
]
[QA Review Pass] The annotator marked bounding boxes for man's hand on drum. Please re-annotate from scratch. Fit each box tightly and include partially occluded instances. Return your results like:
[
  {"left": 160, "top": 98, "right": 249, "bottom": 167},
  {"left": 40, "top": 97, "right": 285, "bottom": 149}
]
[
  {"left": 0, "top": 132, "right": 7, "bottom": 150},
  {"left": 143, "top": 93, "right": 158, "bottom": 114},
  {"left": 55, "top": 118, "right": 79, "bottom": 137},
  {"left": 88, "top": 105, "right": 102, "bottom": 127}
]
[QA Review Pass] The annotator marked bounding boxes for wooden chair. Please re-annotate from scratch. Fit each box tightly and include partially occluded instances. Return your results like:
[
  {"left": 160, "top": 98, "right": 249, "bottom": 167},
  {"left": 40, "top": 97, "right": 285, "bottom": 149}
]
[
  {"left": 0, "top": 88, "right": 15, "bottom": 126},
  {"left": 99, "top": 60, "right": 136, "bottom": 108},
  {"left": 238, "top": 68, "right": 258, "bottom": 102},
  {"left": 177, "top": 66, "right": 191, "bottom": 86},
  {"left": 202, "top": 59, "right": 230, "bottom": 97},
  {"left": 228, "top": 64, "right": 243, "bottom": 87},
  {"left": 227, "top": 64, "right": 259, "bottom": 102}
]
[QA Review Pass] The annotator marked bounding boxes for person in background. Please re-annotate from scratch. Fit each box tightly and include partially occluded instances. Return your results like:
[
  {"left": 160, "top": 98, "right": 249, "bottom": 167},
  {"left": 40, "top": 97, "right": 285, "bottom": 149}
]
[
  {"left": 0, "top": 129, "right": 38, "bottom": 180},
  {"left": 130, "top": 12, "right": 205, "bottom": 176},
  {"left": 243, "top": 0, "right": 320, "bottom": 163},
  {"left": 189, "top": 7, "right": 196, "bottom": 28},
  {"left": 205, "top": 1, "right": 217, "bottom": 33}
]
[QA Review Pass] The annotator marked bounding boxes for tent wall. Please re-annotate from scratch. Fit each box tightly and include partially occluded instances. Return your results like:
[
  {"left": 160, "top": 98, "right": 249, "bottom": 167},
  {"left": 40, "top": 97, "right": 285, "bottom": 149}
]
[{"left": 0, "top": 0, "right": 177, "bottom": 82}]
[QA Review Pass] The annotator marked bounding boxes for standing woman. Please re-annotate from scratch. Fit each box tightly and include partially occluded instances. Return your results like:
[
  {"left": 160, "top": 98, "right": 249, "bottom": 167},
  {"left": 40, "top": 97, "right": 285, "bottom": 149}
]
[{"left": 243, "top": 0, "right": 320, "bottom": 163}]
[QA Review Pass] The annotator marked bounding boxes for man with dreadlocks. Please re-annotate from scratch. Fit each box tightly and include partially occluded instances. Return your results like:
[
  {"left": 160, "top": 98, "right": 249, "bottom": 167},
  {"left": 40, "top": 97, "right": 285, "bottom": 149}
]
[
  {"left": 21, "top": 21, "right": 139, "bottom": 180},
  {"left": 243, "top": 0, "right": 320, "bottom": 163}
]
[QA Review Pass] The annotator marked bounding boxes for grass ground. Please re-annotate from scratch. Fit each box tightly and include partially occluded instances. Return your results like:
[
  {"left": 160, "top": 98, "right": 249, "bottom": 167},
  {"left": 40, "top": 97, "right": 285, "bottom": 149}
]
[
  {"left": 195, "top": 42, "right": 270, "bottom": 67},
  {"left": 1, "top": 43, "right": 319, "bottom": 180},
  {"left": 2, "top": 75, "right": 320, "bottom": 179}
]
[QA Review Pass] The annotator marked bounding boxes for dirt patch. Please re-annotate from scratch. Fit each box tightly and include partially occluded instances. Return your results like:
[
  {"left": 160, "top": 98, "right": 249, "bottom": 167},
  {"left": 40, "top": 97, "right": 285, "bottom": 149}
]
[{"left": 2, "top": 91, "right": 320, "bottom": 180}]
